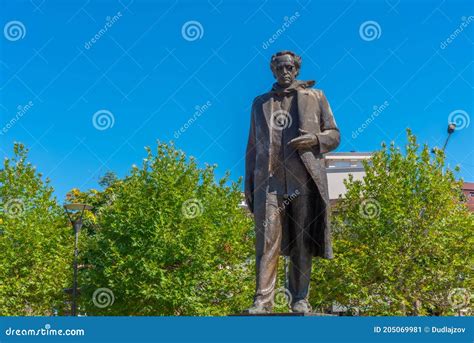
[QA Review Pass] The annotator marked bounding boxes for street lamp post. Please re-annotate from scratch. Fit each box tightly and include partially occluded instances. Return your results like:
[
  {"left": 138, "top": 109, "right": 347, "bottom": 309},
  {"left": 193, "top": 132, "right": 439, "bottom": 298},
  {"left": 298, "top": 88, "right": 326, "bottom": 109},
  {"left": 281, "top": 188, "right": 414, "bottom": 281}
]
[
  {"left": 432, "top": 123, "right": 456, "bottom": 153},
  {"left": 442, "top": 123, "right": 456, "bottom": 152},
  {"left": 64, "top": 203, "right": 93, "bottom": 316}
]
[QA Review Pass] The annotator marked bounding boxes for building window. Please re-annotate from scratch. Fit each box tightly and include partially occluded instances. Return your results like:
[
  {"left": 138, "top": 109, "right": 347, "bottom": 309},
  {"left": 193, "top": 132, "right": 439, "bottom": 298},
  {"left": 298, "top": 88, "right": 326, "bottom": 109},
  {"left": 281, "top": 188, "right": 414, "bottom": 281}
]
[{"left": 335, "top": 161, "right": 352, "bottom": 168}]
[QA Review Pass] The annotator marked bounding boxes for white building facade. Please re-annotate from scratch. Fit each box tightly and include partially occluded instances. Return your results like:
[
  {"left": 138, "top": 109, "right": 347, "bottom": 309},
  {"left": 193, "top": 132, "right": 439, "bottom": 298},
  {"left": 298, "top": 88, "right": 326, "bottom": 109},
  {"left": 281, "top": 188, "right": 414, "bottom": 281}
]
[{"left": 325, "top": 152, "right": 372, "bottom": 204}]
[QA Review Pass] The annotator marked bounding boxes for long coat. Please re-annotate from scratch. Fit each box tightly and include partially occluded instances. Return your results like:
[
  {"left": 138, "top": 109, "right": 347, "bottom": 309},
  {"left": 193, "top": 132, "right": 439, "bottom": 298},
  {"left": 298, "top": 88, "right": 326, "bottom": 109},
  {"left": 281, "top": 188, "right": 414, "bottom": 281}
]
[{"left": 244, "top": 85, "right": 340, "bottom": 259}]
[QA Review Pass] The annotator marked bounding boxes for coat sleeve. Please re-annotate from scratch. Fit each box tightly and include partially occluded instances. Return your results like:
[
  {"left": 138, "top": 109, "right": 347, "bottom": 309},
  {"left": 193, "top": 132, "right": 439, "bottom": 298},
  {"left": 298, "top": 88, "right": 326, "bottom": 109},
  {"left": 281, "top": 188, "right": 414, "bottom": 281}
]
[
  {"left": 244, "top": 101, "right": 257, "bottom": 213},
  {"left": 315, "top": 90, "right": 340, "bottom": 154}
]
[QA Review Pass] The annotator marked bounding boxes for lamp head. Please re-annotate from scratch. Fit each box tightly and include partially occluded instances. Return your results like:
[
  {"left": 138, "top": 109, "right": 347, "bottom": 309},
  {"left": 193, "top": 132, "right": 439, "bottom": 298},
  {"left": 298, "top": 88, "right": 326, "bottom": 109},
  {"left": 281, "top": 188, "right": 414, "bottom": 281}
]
[{"left": 447, "top": 123, "right": 456, "bottom": 134}]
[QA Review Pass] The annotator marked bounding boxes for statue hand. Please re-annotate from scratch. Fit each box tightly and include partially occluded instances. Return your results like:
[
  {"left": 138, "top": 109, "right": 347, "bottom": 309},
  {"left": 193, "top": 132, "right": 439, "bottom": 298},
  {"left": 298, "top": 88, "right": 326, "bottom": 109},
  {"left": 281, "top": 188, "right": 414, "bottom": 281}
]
[{"left": 288, "top": 129, "right": 318, "bottom": 150}]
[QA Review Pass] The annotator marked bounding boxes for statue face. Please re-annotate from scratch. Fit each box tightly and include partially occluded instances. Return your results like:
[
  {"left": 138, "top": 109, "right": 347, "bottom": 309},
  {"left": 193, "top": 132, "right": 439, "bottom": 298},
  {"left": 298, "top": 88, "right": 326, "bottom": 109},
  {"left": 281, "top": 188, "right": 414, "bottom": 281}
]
[{"left": 272, "top": 54, "right": 298, "bottom": 88}]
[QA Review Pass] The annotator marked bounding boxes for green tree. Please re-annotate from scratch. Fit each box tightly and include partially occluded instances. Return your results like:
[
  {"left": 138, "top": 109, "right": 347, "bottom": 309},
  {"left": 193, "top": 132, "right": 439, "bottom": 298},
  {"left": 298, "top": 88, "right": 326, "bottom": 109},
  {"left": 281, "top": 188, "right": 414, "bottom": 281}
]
[
  {"left": 0, "top": 143, "right": 73, "bottom": 315},
  {"left": 98, "top": 171, "right": 118, "bottom": 189},
  {"left": 69, "top": 142, "right": 254, "bottom": 315},
  {"left": 311, "top": 130, "right": 473, "bottom": 315}
]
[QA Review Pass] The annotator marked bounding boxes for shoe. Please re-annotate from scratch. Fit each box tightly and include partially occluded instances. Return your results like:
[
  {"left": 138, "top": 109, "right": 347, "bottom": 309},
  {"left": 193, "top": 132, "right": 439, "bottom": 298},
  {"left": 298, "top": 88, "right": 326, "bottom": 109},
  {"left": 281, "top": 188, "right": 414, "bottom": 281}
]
[
  {"left": 291, "top": 299, "right": 312, "bottom": 314},
  {"left": 243, "top": 302, "right": 272, "bottom": 314}
]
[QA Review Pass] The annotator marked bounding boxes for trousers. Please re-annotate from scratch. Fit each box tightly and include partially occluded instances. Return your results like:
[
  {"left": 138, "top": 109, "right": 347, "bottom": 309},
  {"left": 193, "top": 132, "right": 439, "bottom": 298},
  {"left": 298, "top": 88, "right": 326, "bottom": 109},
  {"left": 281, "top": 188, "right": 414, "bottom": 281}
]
[{"left": 253, "top": 193, "right": 315, "bottom": 306}]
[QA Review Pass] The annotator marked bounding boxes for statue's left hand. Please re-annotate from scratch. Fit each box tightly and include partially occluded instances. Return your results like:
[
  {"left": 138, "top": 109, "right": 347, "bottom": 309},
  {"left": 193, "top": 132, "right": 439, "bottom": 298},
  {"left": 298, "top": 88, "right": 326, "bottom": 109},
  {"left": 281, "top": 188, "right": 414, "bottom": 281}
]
[{"left": 288, "top": 129, "right": 318, "bottom": 149}]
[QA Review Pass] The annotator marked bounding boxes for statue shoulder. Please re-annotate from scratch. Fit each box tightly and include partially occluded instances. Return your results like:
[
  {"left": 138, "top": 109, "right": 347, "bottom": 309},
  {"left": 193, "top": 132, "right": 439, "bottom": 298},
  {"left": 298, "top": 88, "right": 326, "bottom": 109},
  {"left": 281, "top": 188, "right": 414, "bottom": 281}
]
[
  {"left": 307, "top": 88, "right": 332, "bottom": 103},
  {"left": 252, "top": 92, "right": 272, "bottom": 106},
  {"left": 310, "top": 88, "right": 324, "bottom": 98}
]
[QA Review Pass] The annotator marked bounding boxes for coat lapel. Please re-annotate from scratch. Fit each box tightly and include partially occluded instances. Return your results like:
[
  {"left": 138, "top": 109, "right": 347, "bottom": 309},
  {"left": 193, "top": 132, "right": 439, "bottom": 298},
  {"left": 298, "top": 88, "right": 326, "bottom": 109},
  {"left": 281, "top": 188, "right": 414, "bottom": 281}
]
[
  {"left": 296, "top": 90, "right": 329, "bottom": 204},
  {"left": 296, "top": 89, "right": 319, "bottom": 132}
]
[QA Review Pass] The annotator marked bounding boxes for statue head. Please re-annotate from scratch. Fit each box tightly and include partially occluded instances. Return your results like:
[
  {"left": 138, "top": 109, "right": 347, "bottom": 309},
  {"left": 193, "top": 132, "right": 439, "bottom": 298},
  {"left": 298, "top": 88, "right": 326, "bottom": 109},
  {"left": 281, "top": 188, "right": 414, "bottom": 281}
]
[{"left": 270, "top": 50, "right": 301, "bottom": 88}]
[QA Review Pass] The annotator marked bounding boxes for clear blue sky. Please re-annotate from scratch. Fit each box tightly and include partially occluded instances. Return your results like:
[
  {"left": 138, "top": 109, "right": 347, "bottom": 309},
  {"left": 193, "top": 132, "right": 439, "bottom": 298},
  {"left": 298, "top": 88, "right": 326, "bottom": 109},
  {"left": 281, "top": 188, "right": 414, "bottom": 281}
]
[{"left": 1, "top": 0, "right": 473, "bottom": 200}]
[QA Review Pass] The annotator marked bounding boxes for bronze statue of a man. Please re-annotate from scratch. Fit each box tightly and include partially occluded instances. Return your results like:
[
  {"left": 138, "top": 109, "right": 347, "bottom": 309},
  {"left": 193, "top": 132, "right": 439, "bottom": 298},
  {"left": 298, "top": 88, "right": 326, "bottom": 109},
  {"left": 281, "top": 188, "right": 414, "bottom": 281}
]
[{"left": 244, "top": 50, "right": 340, "bottom": 314}]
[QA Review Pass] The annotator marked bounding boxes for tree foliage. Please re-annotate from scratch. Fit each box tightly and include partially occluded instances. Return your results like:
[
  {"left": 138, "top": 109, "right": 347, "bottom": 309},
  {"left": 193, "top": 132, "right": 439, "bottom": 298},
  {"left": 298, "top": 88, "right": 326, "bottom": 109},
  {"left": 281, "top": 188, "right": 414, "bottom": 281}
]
[
  {"left": 311, "top": 130, "right": 473, "bottom": 315},
  {"left": 68, "top": 142, "right": 254, "bottom": 315},
  {"left": 0, "top": 143, "right": 72, "bottom": 315},
  {"left": 2, "top": 131, "right": 471, "bottom": 317}
]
